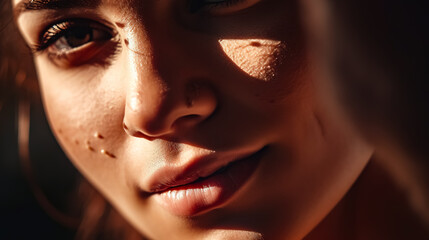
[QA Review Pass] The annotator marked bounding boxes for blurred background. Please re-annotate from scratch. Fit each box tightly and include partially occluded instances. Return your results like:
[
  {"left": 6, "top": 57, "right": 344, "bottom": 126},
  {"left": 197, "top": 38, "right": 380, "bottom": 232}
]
[
  {"left": 1, "top": 1, "right": 80, "bottom": 238},
  {"left": 0, "top": 95, "right": 80, "bottom": 239}
]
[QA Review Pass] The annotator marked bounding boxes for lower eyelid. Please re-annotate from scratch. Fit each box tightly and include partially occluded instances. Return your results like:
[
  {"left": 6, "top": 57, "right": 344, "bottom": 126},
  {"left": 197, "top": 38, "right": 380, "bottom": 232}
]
[{"left": 43, "top": 33, "right": 121, "bottom": 68}]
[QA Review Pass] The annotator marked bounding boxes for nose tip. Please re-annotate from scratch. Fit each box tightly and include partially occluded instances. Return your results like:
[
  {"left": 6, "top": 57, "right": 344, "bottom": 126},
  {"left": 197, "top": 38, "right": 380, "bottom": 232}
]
[{"left": 123, "top": 82, "right": 217, "bottom": 139}]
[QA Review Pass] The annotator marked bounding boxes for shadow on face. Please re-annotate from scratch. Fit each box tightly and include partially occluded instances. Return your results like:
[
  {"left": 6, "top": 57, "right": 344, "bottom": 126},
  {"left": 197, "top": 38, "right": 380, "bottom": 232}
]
[{"left": 302, "top": 0, "right": 429, "bottom": 224}]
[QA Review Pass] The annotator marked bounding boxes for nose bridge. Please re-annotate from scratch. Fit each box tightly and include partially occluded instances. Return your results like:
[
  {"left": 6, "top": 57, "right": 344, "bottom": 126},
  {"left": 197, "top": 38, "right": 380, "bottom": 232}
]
[{"left": 124, "top": 48, "right": 175, "bottom": 134}]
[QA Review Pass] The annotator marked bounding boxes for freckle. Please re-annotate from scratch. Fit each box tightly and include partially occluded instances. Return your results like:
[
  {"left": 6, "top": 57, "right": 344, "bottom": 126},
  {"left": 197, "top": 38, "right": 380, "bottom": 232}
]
[
  {"left": 58, "top": 129, "right": 63, "bottom": 134},
  {"left": 94, "top": 132, "right": 104, "bottom": 139},
  {"left": 250, "top": 41, "right": 262, "bottom": 47},
  {"left": 85, "top": 140, "right": 94, "bottom": 151},
  {"left": 74, "top": 140, "right": 79, "bottom": 145},
  {"left": 100, "top": 149, "right": 116, "bottom": 158}
]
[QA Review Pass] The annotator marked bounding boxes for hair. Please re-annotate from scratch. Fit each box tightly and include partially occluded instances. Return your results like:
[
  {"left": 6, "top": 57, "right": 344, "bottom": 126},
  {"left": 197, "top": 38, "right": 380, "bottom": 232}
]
[{"left": 0, "top": 1, "right": 142, "bottom": 239}]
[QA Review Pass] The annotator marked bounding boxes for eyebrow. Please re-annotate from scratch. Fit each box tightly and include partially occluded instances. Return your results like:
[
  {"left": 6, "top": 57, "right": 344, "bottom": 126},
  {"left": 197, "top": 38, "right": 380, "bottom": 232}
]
[{"left": 14, "top": 0, "right": 100, "bottom": 18}]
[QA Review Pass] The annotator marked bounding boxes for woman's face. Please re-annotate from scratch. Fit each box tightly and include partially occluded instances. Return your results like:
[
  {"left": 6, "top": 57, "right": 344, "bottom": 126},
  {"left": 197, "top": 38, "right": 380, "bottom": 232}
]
[{"left": 15, "top": 0, "right": 372, "bottom": 239}]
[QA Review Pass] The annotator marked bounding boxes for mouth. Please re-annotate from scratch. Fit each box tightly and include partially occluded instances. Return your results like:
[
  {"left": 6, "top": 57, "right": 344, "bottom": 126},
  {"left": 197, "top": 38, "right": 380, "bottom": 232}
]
[{"left": 151, "top": 147, "right": 267, "bottom": 217}]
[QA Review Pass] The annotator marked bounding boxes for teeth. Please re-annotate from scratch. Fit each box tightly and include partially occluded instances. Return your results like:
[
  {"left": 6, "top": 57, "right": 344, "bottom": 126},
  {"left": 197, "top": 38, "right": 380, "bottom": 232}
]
[{"left": 177, "top": 190, "right": 185, "bottom": 200}]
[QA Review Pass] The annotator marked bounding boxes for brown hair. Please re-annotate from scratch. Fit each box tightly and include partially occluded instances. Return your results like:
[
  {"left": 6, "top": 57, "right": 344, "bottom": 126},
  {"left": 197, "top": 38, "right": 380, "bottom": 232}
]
[{"left": 0, "top": 1, "right": 142, "bottom": 239}]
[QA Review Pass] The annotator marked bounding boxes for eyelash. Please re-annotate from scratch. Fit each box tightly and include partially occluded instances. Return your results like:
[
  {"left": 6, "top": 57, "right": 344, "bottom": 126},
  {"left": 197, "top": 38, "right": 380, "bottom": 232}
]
[
  {"left": 33, "top": 21, "right": 72, "bottom": 52},
  {"left": 31, "top": 20, "right": 113, "bottom": 54}
]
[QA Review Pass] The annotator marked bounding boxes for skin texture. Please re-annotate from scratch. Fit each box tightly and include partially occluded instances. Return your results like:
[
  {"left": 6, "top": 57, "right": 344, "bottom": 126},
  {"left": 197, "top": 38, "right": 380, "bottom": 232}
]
[
  {"left": 218, "top": 39, "right": 286, "bottom": 81},
  {"left": 14, "top": 0, "right": 373, "bottom": 239}
]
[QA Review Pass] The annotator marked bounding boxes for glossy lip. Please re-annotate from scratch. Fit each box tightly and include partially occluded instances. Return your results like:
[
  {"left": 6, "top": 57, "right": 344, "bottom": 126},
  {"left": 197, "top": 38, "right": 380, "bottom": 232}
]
[
  {"left": 145, "top": 147, "right": 265, "bottom": 193},
  {"left": 150, "top": 147, "right": 267, "bottom": 217}
]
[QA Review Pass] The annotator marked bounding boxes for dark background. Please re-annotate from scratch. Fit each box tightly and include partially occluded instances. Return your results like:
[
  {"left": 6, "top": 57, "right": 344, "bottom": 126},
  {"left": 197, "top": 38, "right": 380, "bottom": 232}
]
[
  {"left": 0, "top": 95, "right": 80, "bottom": 239},
  {"left": 1, "top": 0, "right": 80, "bottom": 238}
]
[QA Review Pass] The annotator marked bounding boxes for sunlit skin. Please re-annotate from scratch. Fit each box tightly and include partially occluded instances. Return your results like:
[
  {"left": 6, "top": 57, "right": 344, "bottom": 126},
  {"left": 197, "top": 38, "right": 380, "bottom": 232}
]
[{"left": 14, "top": 0, "right": 373, "bottom": 239}]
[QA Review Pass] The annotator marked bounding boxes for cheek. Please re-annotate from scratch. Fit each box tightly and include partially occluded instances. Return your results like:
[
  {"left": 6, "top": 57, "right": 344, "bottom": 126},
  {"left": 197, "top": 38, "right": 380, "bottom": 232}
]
[
  {"left": 218, "top": 39, "right": 287, "bottom": 82},
  {"left": 36, "top": 60, "right": 125, "bottom": 176}
]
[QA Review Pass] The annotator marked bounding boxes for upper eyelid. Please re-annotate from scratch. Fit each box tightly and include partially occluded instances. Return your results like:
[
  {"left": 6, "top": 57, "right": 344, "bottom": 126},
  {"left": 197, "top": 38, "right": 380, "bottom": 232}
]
[
  {"left": 40, "top": 22, "right": 70, "bottom": 43},
  {"left": 38, "top": 18, "right": 117, "bottom": 44},
  {"left": 15, "top": 7, "right": 117, "bottom": 43},
  {"left": 20, "top": 8, "right": 117, "bottom": 35},
  {"left": 13, "top": 0, "right": 100, "bottom": 20},
  {"left": 31, "top": 18, "right": 116, "bottom": 53},
  {"left": 40, "top": 19, "right": 110, "bottom": 41},
  {"left": 191, "top": 0, "right": 263, "bottom": 16}
]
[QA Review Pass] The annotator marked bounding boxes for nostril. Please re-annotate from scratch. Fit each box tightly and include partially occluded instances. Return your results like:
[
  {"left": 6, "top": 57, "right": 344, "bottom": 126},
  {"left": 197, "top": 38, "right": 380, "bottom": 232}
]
[
  {"left": 171, "top": 114, "right": 202, "bottom": 129},
  {"left": 123, "top": 122, "right": 157, "bottom": 141},
  {"left": 123, "top": 122, "right": 129, "bottom": 131},
  {"left": 180, "top": 114, "right": 200, "bottom": 120},
  {"left": 123, "top": 122, "right": 137, "bottom": 136}
]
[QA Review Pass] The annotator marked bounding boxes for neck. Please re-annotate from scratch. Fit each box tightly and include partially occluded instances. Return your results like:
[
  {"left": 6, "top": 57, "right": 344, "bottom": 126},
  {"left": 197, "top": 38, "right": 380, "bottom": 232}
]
[{"left": 304, "top": 160, "right": 429, "bottom": 240}]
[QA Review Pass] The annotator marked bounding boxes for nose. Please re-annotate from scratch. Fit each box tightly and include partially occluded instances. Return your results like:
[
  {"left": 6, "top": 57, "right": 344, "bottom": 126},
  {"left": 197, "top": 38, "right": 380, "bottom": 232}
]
[{"left": 123, "top": 59, "right": 217, "bottom": 139}]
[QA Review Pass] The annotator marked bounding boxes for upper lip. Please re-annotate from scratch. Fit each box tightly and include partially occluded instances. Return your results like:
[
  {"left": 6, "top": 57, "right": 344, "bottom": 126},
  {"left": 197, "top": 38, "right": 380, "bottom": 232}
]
[{"left": 144, "top": 148, "right": 262, "bottom": 193}]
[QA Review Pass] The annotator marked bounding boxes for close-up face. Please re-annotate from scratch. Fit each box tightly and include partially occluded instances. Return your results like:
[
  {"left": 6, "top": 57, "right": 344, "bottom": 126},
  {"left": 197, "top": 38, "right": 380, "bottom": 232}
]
[{"left": 14, "top": 0, "right": 372, "bottom": 239}]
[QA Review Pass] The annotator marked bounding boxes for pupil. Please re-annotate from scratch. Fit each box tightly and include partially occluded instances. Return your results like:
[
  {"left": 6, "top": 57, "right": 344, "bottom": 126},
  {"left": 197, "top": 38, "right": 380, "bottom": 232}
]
[{"left": 65, "top": 27, "right": 92, "bottom": 47}]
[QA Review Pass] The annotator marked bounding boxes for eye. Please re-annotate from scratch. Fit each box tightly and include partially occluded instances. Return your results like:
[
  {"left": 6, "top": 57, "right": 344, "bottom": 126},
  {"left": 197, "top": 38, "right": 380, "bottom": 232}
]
[
  {"left": 188, "top": 0, "right": 262, "bottom": 15},
  {"left": 32, "top": 19, "right": 118, "bottom": 67},
  {"left": 51, "top": 25, "right": 107, "bottom": 51},
  {"left": 35, "top": 20, "right": 113, "bottom": 52}
]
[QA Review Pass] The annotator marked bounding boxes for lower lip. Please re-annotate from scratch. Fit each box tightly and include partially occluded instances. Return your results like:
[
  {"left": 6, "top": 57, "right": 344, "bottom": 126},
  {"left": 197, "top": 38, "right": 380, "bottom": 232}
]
[{"left": 153, "top": 148, "right": 265, "bottom": 217}]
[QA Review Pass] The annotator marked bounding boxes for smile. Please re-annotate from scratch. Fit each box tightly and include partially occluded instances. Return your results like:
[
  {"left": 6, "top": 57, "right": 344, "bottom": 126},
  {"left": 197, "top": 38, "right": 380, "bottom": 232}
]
[{"left": 151, "top": 147, "right": 267, "bottom": 217}]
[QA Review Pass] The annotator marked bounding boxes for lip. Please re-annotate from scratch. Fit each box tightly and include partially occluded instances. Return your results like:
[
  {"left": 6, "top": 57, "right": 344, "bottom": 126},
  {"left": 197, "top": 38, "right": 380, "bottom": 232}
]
[{"left": 151, "top": 147, "right": 266, "bottom": 217}]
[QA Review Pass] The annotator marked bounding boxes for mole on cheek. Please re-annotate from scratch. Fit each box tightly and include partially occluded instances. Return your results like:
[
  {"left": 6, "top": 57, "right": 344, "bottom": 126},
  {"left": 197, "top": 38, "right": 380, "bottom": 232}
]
[
  {"left": 85, "top": 140, "right": 95, "bottom": 151},
  {"left": 84, "top": 131, "right": 116, "bottom": 158},
  {"left": 100, "top": 149, "right": 116, "bottom": 158},
  {"left": 56, "top": 128, "right": 71, "bottom": 142},
  {"left": 93, "top": 132, "right": 104, "bottom": 139},
  {"left": 218, "top": 39, "right": 287, "bottom": 82}
]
